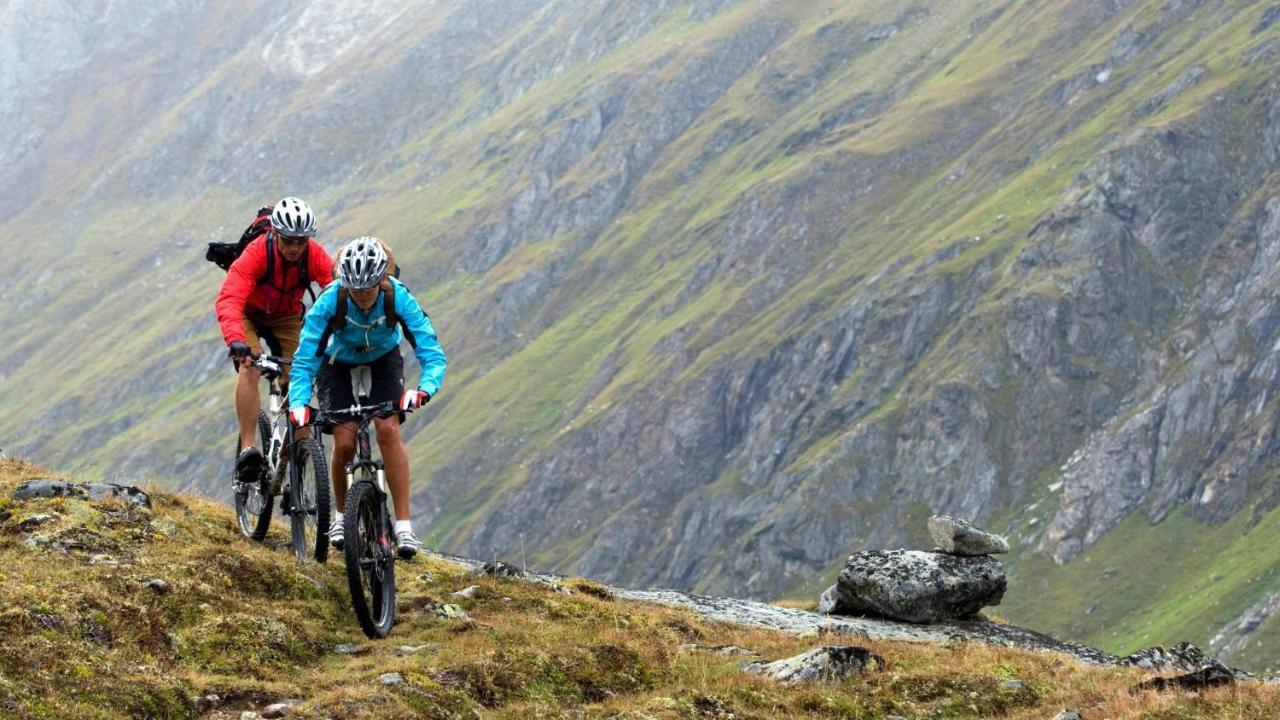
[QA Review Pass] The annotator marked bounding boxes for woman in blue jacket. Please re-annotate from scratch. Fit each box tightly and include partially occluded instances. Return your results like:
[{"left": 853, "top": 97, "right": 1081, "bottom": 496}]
[{"left": 289, "top": 237, "right": 447, "bottom": 558}]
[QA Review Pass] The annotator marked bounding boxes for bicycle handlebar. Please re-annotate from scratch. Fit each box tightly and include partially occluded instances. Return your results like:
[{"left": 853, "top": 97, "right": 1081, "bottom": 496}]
[
  {"left": 250, "top": 354, "right": 292, "bottom": 379},
  {"left": 315, "top": 400, "right": 412, "bottom": 427}
]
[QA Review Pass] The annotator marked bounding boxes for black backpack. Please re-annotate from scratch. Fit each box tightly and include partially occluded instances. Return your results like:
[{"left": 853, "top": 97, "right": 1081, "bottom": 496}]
[
  {"left": 207, "top": 205, "right": 313, "bottom": 299},
  {"left": 206, "top": 205, "right": 273, "bottom": 270},
  {"left": 316, "top": 282, "right": 418, "bottom": 357}
]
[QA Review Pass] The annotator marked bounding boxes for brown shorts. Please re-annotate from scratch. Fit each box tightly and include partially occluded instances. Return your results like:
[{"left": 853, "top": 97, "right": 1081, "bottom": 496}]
[{"left": 242, "top": 311, "right": 302, "bottom": 359}]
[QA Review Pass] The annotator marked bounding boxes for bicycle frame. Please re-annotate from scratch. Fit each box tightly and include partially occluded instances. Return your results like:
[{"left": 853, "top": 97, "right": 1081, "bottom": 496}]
[
  {"left": 318, "top": 399, "right": 407, "bottom": 510},
  {"left": 255, "top": 355, "right": 295, "bottom": 495},
  {"left": 352, "top": 421, "right": 386, "bottom": 488}
]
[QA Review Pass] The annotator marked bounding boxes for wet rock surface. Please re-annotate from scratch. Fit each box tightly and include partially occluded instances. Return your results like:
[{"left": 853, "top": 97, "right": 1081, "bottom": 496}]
[
  {"left": 834, "top": 550, "right": 1006, "bottom": 623},
  {"left": 927, "top": 515, "right": 1009, "bottom": 555}
]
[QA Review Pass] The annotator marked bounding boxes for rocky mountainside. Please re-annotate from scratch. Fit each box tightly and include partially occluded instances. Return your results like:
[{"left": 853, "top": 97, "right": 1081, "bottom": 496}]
[{"left": 4, "top": 0, "right": 1280, "bottom": 669}]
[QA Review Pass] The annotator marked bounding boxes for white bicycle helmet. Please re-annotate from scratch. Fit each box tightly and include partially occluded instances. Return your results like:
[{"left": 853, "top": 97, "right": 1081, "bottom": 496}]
[
  {"left": 270, "top": 197, "right": 316, "bottom": 238},
  {"left": 338, "top": 237, "right": 389, "bottom": 289}
]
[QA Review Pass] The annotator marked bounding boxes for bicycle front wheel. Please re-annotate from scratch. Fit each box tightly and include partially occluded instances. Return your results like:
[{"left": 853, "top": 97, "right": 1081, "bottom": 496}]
[
  {"left": 289, "top": 437, "right": 330, "bottom": 563},
  {"left": 234, "top": 411, "right": 273, "bottom": 540},
  {"left": 344, "top": 480, "right": 396, "bottom": 638}
]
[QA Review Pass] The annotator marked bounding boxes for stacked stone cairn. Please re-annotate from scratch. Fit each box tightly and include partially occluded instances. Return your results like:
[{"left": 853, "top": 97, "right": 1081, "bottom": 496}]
[{"left": 819, "top": 515, "right": 1009, "bottom": 623}]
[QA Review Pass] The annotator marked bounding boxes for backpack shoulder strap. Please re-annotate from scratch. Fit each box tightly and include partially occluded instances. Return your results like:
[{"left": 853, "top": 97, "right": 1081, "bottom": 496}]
[
  {"left": 299, "top": 243, "right": 315, "bottom": 303},
  {"left": 315, "top": 287, "right": 350, "bottom": 358},
  {"left": 258, "top": 237, "right": 276, "bottom": 286},
  {"left": 381, "top": 279, "right": 397, "bottom": 328},
  {"left": 384, "top": 280, "right": 418, "bottom": 349}
]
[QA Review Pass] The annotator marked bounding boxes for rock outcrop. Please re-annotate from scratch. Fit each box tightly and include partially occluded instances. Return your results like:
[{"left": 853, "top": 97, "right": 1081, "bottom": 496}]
[
  {"left": 12, "top": 478, "right": 151, "bottom": 508},
  {"left": 743, "top": 645, "right": 884, "bottom": 684}
]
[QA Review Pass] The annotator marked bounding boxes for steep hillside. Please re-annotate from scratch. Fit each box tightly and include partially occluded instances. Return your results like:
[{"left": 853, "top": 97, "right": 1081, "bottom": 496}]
[
  {"left": 2, "top": 458, "right": 1279, "bottom": 719},
  {"left": 4, "top": 0, "right": 1280, "bottom": 670}
]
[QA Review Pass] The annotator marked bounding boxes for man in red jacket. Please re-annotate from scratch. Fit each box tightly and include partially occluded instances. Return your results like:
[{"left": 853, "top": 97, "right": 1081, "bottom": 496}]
[{"left": 214, "top": 197, "right": 335, "bottom": 481}]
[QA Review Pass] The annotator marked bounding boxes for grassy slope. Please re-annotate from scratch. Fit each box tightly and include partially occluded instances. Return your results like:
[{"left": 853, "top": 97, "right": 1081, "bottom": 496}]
[
  {"left": 3, "top": 0, "right": 1280, "bottom": 671},
  {"left": 2, "top": 458, "right": 1279, "bottom": 719},
  {"left": 1003, "top": 505, "right": 1280, "bottom": 674}
]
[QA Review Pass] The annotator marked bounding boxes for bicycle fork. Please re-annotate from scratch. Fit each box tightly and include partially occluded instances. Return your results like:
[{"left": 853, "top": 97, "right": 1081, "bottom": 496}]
[{"left": 349, "top": 435, "right": 392, "bottom": 550}]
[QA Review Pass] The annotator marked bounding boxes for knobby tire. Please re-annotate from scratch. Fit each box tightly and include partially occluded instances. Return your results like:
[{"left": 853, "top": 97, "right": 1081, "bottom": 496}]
[
  {"left": 344, "top": 480, "right": 396, "bottom": 638},
  {"left": 289, "top": 437, "right": 331, "bottom": 563},
  {"left": 234, "top": 411, "right": 274, "bottom": 540}
]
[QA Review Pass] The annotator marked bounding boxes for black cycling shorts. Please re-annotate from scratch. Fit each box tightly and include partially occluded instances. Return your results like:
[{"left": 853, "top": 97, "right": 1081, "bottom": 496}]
[{"left": 316, "top": 348, "right": 405, "bottom": 419}]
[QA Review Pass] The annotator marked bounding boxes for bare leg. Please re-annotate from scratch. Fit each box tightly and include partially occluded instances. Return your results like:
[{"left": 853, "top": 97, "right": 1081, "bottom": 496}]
[
  {"left": 375, "top": 416, "right": 410, "bottom": 521},
  {"left": 330, "top": 423, "right": 357, "bottom": 510},
  {"left": 235, "top": 364, "right": 262, "bottom": 449}
]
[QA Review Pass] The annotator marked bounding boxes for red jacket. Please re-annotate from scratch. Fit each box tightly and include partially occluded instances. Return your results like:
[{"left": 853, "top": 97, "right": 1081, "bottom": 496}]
[{"left": 215, "top": 237, "right": 335, "bottom": 344}]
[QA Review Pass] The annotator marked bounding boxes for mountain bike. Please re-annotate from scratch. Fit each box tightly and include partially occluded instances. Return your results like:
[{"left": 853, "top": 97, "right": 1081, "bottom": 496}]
[
  {"left": 316, "top": 399, "right": 413, "bottom": 638},
  {"left": 232, "top": 354, "right": 331, "bottom": 563}
]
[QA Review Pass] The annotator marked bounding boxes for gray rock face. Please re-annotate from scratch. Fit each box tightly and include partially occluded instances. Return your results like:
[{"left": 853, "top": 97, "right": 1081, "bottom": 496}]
[
  {"left": 143, "top": 578, "right": 170, "bottom": 594},
  {"left": 1132, "top": 65, "right": 1205, "bottom": 118},
  {"left": 927, "top": 515, "right": 1010, "bottom": 555},
  {"left": 259, "top": 701, "right": 299, "bottom": 719},
  {"left": 1254, "top": 5, "right": 1280, "bottom": 35},
  {"left": 743, "top": 645, "right": 884, "bottom": 684},
  {"left": 1210, "top": 591, "right": 1280, "bottom": 663},
  {"left": 1120, "top": 642, "right": 1220, "bottom": 673},
  {"left": 834, "top": 550, "right": 1006, "bottom": 623},
  {"left": 11, "top": 479, "right": 150, "bottom": 508},
  {"left": 818, "top": 584, "right": 843, "bottom": 615}
]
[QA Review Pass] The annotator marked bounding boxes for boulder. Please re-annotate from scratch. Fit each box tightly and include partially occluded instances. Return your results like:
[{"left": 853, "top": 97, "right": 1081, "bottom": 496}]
[
  {"left": 743, "top": 645, "right": 884, "bottom": 684},
  {"left": 833, "top": 550, "right": 1005, "bottom": 623},
  {"left": 260, "top": 700, "right": 299, "bottom": 719},
  {"left": 143, "top": 578, "right": 171, "bottom": 594},
  {"left": 476, "top": 561, "right": 527, "bottom": 578},
  {"left": 927, "top": 515, "right": 1009, "bottom": 555}
]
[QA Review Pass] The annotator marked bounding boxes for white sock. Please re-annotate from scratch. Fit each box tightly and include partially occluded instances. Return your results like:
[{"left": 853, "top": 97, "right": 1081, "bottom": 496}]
[{"left": 395, "top": 520, "right": 413, "bottom": 535}]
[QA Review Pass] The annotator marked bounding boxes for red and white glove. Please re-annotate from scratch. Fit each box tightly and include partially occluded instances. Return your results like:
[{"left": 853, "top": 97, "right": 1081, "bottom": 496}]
[
  {"left": 289, "top": 406, "right": 312, "bottom": 427},
  {"left": 400, "top": 390, "right": 430, "bottom": 411}
]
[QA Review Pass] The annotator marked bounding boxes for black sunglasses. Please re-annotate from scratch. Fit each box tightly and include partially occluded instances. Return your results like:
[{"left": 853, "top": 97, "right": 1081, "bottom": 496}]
[{"left": 276, "top": 232, "right": 308, "bottom": 246}]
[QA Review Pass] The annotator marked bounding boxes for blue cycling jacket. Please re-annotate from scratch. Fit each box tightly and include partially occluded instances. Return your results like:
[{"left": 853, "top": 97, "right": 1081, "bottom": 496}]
[{"left": 289, "top": 277, "right": 447, "bottom": 408}]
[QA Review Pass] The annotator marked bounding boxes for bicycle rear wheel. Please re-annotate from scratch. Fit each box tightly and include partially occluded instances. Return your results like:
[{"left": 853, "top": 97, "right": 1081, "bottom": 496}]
[
  {"left": 344, "top": 480, "right": 396, "bottom": 638},
  {"left": 234, "top": 411, "right": 273, "bottom": 540},
  {"left": 289, "top": 437, "right": 330, "bottom": 563}
]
